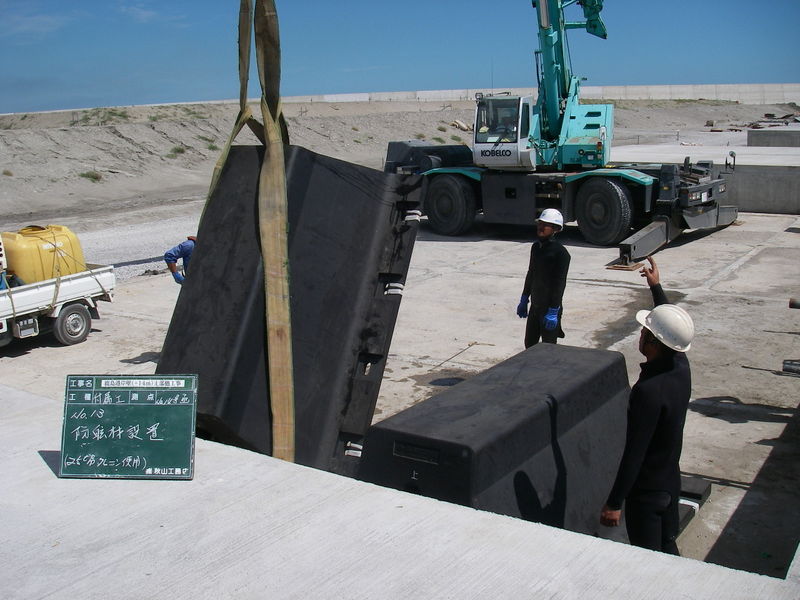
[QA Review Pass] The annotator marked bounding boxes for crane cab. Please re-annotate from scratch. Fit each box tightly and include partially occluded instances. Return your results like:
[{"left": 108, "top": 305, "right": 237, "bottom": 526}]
[{"left": 473, "top": 94, "right": 539, "bottom": 171}]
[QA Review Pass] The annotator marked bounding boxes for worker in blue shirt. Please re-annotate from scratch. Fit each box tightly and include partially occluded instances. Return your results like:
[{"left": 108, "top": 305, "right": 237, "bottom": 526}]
[{"left": 164, "top": 236, "right": 196, "bottom": 285}]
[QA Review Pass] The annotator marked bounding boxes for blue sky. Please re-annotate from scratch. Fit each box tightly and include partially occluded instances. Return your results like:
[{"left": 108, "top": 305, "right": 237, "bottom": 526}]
[{"left": 1, "top": 0, "right": 798, "bottom": 113}]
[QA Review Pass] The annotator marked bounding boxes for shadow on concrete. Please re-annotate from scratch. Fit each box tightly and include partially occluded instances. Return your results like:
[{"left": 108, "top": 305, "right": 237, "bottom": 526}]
[
  {"left": 690, "top": 396, "right": 794, "bottom": 425},
  {"left": 514, "top": 397, "right": 567, "bottom": 528},
  {"left": 416, "top": 220, "right": 595, "bottom": 249},
  {"left": 680, "top": 471, "right": 751, "bottom": 493},
  {"left": 112, "top": 256, "right": 163, "bottom": 268},
  {"left": 0, "top": 334, "right": 61, "bottom": 356},
  {"left": 702, "top": 405, "right": 800, "bottom": 577},
  {"left": 429, "top": 376, "right": 465, "bottom": 387},
  {"left": 38, "top": 450, "right": 61, "bottom": 477},
  {"left": 663, "top": 226, "right": 728, "bottom": 249},
  {"left": 120, "top": 351, "right": 161, "bottom": 365},
  {"left": 741, "top": 365, "right": 800, "bottom": 379}
]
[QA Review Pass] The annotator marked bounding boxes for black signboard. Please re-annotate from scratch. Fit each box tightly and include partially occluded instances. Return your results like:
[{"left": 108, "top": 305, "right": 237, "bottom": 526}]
[{"left": 59, "top": 375, "right": 197, "bottom": 479}]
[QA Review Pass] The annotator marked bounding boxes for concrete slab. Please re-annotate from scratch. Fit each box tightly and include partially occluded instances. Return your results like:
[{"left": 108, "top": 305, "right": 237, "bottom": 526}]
[{"left": 2, "top": 382, "right": 797, "bottom": 600}]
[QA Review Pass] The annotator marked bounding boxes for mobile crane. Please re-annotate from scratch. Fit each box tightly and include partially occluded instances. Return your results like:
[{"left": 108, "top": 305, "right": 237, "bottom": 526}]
[{"left": 384, "top": 0, "right": 737, "bottom": 263}]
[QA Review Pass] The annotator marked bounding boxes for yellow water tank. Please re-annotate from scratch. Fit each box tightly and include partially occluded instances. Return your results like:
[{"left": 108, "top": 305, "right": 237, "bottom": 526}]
[{"left": 0, "top": 225, "right": 87, "bottom": 284}]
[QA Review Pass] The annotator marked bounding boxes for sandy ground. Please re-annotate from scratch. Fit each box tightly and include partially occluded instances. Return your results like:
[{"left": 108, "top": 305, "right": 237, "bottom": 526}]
[{"left": 1, "top": 98, "right": 797, "bottom": 227}]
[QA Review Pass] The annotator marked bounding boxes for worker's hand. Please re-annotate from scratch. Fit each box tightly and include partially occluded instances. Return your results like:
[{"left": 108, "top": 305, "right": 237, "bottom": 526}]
[
  {"left": 516, "top": 295, "right": 529, "bottom": 318},
  {"left": 172, "top": 271, "right": 185, "bottom": 285},
  {"left": 640, "top": 256, "right": 660, "bottom": 287},
  {"left": 544, "top": 307, "right": 559, "bottom": 331},
  {"left": 600, "top": 504, "right": 621, "bottom": 527}
]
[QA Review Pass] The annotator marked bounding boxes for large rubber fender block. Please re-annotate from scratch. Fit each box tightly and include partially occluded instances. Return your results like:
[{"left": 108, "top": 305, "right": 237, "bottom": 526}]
[
  {"left": 157, "top": 145, "right": 423, "bottom": 474},
  {"left": 357, "top": 344, "right": 629, "bottom": 535}
]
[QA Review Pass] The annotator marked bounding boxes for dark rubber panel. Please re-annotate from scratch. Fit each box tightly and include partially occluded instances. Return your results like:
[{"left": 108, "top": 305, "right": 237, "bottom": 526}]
[
  {"left": 357, "top": 344, "right": 630, "bottom": 536},
  {"left": 157, "top": 145, "right": 422, "bottom": 474}
]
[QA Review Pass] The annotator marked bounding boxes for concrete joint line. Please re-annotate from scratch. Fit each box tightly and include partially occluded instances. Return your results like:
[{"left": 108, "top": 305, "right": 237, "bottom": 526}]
[
  {"left": 388, "top": 353, "right": 483, "bottom": 372},
  {"left": 432, "top": 341, "right": 493, "bottom": 369},
  {"left": 706, "top": 244, "right": 766, "bottom": 290},
  {"left": 102, "top": 309, "right": 170, "bottom": 324}
]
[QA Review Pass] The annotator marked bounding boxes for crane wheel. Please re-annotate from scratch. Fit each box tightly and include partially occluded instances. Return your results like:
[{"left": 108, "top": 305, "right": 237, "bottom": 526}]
[
  {"left": 576, "top": 177, "right": 633, "bottom": 245},
  {"left": 425, "top": 175, "right": 477, "bottom": 236}
]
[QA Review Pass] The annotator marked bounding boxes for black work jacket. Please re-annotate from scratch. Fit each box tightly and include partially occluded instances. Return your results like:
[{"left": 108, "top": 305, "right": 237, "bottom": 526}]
[
  {"left": 521, "top": 237, "right": 570, "bottom": 310},
  {"left": 606, "top": 284, "right": 692, "bottom": 509}
]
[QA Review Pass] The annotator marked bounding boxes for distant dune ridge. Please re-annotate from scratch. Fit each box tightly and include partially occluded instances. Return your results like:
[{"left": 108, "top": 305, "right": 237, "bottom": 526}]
[{"left": 0, "top": 98, "right": 796, "bottom": 226}]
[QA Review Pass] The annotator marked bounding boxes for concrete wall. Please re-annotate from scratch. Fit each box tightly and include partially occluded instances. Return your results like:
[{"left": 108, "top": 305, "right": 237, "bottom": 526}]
[
  {"left": 720, "top": 165, "right": 800, "bottom": 214},
  {"left": 582, "top": 83, "right": 800, "bottom": 104},
  {"left": 748, "top": 128, "right": 800, "bottom": 148},
  {"left": 284, "top": 83, "right": 800, "bottom": 105}
]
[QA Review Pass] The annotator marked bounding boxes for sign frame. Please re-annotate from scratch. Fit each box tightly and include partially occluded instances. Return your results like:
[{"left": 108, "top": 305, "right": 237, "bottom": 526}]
[{"left": 59, "top": 374, "right": 197, "bottom": 480}]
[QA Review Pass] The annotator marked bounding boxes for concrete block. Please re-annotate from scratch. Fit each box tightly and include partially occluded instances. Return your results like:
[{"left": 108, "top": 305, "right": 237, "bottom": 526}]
[
  {"left": 748, "top": 128, "right": 800, "bottom": 148},
  {"left": 720, "top": 165, "right": 800, "bottom": 214}
]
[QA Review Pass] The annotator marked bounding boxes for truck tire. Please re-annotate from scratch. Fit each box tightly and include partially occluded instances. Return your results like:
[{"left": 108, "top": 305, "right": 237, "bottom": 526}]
[
  {"left": 425, "top": 175, "right": 476, "bottom": 236},
  {"left": 576, "top": 178, "right": 633, "bottom": 245},
  {"left": 53, "top": 303, "right": 91, "bottom": 345}
]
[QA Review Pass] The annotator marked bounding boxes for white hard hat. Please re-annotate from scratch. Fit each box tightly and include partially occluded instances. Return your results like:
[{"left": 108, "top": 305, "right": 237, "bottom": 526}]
[
  {"left": 636, "top": 304, "right": 694, "bottom": 352},
  {"left": 537, "top": 208, "right": 564, "bottom": 230}
]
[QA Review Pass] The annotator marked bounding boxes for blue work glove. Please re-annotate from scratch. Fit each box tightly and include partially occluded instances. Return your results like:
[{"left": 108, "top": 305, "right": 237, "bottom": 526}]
[
  {"left": 172, "top": 271, "right": 185, "bottom": 285},
  {"left": 544, "top": 307, "right": 560, "bottom": 331},
  {"left": 516, "top": 294, "right": 529, "bottom": 318}
]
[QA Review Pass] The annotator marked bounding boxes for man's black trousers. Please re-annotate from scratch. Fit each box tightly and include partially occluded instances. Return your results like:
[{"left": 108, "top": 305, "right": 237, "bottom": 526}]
[
  {"left": 625, "top": 490, "right": 680, "bottom": 555},
  {"left": 524, "top": 308, "right": 559, "bottom": 348}
]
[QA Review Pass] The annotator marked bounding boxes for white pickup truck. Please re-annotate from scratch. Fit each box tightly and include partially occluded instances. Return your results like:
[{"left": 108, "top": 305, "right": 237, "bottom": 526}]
[{"left": 0, "top": 265, "right": 115, "bottom": 347}]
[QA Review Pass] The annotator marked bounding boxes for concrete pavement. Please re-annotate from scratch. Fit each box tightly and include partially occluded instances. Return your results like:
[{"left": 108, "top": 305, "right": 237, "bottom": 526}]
[
  {"left": 2, "top": 380, "right": 798, "bottom": 599},
  {"left": 1, "top": 211, "right": 799, "bottom": 596}
]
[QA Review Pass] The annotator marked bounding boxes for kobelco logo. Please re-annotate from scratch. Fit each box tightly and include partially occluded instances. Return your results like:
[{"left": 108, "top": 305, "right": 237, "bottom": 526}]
[{"left": 480, "top": 149, "right": 512, "bottom": 157}]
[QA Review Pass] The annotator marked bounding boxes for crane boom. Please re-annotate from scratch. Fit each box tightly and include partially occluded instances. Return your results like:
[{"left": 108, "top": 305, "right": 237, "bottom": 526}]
[{"left": 535, "top": 0, "right": 607, "bottom": 142}]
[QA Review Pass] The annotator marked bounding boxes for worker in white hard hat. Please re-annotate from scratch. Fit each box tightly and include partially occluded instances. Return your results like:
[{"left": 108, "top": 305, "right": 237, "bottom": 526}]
[
  {"left": 516, "top": 208, "right": 571, "bottom": 348},
  {"left": 600, "top": 256, "right": 694, "bottom": 555}
]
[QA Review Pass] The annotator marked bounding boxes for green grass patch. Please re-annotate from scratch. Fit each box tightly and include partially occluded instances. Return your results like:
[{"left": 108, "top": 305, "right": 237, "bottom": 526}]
[
  {"left": 79, "top": 171, "right": 102, "bottom": 182},
  {"left": 207, "top": 143, "right": 220, "bottom": 151},
  {"left": 351, "top": 126, "right": 360, "bottom": 132},
  {"left": 74, "top": 107, "right": 130, "bottom": 126},
  {"left": 450, "top": 135, "right": 463, "bottom": 142},
  {"left": 197, "top": 135, "right": 215, "bottom": 143},
  {"left": 432, "top": 137, "right": 446, "bottom": 144},
  {"left": 437, "top": 125, "right": 447, "bottom": 132},
  {"left": 181, "top": 106, "right": 209, "bottom": 119},
  {"left": 166, "top": 146, "right": 186, "bottom": 159},
  {"left": 414, "top": 133, "right": 426, "bottom": 140},
  {"left": 2, "top": 169, "right": 12, "bottom": 176}
]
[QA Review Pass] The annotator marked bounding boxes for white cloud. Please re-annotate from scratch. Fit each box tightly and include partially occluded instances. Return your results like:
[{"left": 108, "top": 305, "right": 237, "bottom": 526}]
[
  {"left": 0, "top": 10, "right": 70, "bottom": 38},
  {"left": 118, "top": 3, "right": 157, "bottom": 24}
]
